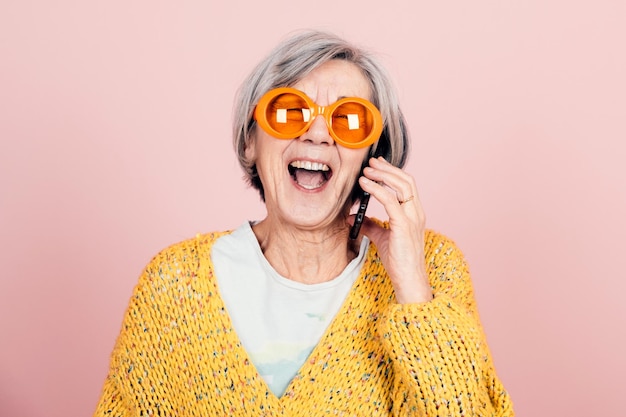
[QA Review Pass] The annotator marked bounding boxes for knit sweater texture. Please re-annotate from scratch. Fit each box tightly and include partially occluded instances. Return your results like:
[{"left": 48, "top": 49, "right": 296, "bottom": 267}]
[{"left": 94, "top": 228, "right": 514, "bottom": 416}]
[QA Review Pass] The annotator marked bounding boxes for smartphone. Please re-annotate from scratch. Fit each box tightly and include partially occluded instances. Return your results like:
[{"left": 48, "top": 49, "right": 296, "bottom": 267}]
[
  {"left": 349, "top": 190, "right": 370, "bottom": 240},
  {"left": 349, "top": 146, "right": 386, "bottom": 240}
]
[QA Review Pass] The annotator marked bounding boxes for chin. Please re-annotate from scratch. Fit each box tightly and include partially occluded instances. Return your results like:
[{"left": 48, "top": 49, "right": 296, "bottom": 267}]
[{"left": 282, "top": 205, "right": 348, "bottom": 230}]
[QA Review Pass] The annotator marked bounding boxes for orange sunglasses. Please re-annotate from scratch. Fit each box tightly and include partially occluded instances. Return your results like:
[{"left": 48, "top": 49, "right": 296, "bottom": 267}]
[{"left": 253, "top": 87, "right": 383, "bottom": 149}]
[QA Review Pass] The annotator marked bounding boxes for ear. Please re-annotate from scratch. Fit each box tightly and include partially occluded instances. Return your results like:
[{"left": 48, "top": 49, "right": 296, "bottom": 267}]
[{"left": 244, "top": 135, "right": 256, "bottom": 163}]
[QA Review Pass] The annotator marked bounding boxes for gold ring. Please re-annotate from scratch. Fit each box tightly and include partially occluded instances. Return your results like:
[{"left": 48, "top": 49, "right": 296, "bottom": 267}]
[{"left": 399, "top": 195, "right": 414, "bottom": 205}]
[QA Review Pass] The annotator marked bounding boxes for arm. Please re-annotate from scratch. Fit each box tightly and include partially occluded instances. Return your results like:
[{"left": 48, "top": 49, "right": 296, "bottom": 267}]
[
  {"left": 93, "top": 340, "right": 129, "bottom": 417},
  {"left": 378, "top": 232, "right": 514, "bottom": 416},
  {"left": 355, "top": 157, "right": 513, "bottom": 415},
  {"left": 92, "top": 238, "right": 202, "bottom": 417}
]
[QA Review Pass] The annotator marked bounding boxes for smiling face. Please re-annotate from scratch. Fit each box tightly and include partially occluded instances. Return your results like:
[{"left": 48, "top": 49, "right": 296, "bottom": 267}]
[{"left": 246, "top": 59, "right": 373, "bottom": 231}]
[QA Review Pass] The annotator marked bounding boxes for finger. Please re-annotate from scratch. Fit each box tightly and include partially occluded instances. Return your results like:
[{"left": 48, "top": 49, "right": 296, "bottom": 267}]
[
  {"left": 361, "top": 172, "right": 423, "bottom": 219},
  {"left": 364, "top": 169, "right": 418, "bottom": 206},
  {"left": 358, "top": 176, "right": 414, "bottom": 220},
  {"left": 364, "top": 158, "right": 419, "bottom": 204},
  {"left": 366, "top": 157, "right": 415, "bottom": 183}
]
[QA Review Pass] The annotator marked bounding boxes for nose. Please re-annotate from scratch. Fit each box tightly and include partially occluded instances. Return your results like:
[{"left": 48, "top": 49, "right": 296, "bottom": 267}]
[{"left": 299, "top": 113, "right": 334, "bottom": 146}]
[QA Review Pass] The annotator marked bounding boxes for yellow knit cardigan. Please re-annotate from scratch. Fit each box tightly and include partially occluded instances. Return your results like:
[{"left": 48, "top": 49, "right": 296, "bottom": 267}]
[{"left": 94, "top": 229, "right": 514, "bottom": 416}]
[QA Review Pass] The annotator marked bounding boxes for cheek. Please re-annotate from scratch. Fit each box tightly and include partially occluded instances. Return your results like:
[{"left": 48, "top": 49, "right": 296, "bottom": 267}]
[
  {"left": 251, "top": 138, "right": 288, "bottom": 183},
  {"left": 341, "top": 149, "right": 370, "bottom": 177},
  {"left": 336, "top": 152, "right": 368, "bottom": 202}
]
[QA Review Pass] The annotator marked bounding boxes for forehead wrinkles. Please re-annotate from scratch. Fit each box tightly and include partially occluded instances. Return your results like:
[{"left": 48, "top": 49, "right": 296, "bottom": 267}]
[
  {"left": 292, "top": 63, "right": 371, "bottom": 106},
  {"left": 297, "top": 83, "right": 372, "bottom": 106}
]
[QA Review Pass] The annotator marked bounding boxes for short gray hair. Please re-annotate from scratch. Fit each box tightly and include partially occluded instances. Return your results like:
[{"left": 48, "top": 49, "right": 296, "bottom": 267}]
[{"left": 232, "top": 30, "right": 410, "bottom": 201}]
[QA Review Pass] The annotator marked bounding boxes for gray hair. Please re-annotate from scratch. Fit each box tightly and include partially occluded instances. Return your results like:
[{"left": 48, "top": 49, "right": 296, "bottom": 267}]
[{"left": 232, "top": 30, "right": 410, "bottom": 201}]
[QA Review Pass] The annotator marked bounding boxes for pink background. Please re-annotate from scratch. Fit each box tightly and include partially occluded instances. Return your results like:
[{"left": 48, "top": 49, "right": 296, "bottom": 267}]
[{"left": 1, "top": 1, "right": 625, "bottom": 416}]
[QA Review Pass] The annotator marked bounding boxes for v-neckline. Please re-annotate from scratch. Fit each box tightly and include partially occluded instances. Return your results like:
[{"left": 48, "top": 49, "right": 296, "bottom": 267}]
[{"left": 201, "top": 232, "right": 379, "bottom": 406}]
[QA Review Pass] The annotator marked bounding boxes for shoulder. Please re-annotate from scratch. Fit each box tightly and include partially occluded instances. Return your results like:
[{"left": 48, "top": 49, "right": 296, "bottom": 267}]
[
  {"left": 135, "top": 230, "right": 232, "bottom": 290},
  {"left": 151, "top": 230, "right": 231, "bottom": 263}
]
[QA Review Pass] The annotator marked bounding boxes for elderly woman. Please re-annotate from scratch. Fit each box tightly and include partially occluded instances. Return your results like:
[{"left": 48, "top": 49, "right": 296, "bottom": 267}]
[{"left": 94, "top": 31, "right": 514, "bottom": 416}]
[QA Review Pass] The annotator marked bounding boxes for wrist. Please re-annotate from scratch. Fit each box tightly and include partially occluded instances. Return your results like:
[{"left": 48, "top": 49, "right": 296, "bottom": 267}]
[{"left": 393, "top": 275, "right": 433, "bottom": 304}]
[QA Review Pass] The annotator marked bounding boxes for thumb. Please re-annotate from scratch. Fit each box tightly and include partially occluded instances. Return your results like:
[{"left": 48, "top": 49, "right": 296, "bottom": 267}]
[{"left": 348, "top": 215, "right": 386, "bottom": 244}]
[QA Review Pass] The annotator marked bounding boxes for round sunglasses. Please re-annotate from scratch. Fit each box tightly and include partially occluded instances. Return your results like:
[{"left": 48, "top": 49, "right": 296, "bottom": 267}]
[{"left": 254, "top": 87, "right": 383, "bottom": 149}]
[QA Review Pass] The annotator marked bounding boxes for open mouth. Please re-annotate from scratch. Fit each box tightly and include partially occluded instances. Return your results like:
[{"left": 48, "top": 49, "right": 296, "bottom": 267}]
[{"left": 288, "top": 161, "right": 332, "bottom": 190}]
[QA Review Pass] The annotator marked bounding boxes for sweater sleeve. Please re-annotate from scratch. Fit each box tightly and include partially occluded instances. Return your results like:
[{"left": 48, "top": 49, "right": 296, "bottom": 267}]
[
  {"left": 93, "top": 290, "right": 143, "bottom": 417},
  {"left": 93, "top": 338, "right": 130, "bottom": 417},
  {"left": 378, "top": 232, "right": 514, "bottom": 416},
  {"left": 92, "top": 238, "right": 201, "bottom": 417}
]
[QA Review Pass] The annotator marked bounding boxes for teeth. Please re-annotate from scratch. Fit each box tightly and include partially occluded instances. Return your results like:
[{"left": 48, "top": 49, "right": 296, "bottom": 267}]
[{"left": 289, "top": 161, "right": 330, "bottom": 171}]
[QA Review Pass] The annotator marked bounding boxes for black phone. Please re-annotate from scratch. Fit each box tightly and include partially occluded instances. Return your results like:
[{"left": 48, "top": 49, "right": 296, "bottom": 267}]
[
  {"left": 349, "top": 190, "right": 371, "bottom": 240},
  {"left": 349, "top": 146, "right": 386, "bottom": 240}
]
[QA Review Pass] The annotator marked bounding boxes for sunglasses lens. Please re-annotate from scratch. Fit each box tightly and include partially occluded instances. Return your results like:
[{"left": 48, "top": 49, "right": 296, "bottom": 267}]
[
  {"left": 264, "top": 93, "right": 311, "bottom": 136},
  {"left": 257, "top": 88, "right": 381, "bottom": 148},
  {"left": 331, "top": 102, "right": 375, "bottom": 144}
]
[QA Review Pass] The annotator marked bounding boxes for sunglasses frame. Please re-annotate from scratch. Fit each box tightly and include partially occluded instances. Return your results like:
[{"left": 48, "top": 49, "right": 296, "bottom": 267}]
[{"left": 253, "top": 87, "right": 383, "bottom": 149}]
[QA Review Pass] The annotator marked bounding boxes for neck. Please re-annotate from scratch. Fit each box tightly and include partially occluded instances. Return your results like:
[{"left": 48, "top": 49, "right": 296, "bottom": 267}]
[{"left": 251, "top": 218, "right": 359, "bottom": 284}]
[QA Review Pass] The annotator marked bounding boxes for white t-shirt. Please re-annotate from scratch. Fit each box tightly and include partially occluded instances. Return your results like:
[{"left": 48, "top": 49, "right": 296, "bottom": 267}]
[{"left": 211, "top": 221, "right": 369, "bottom": 397}]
